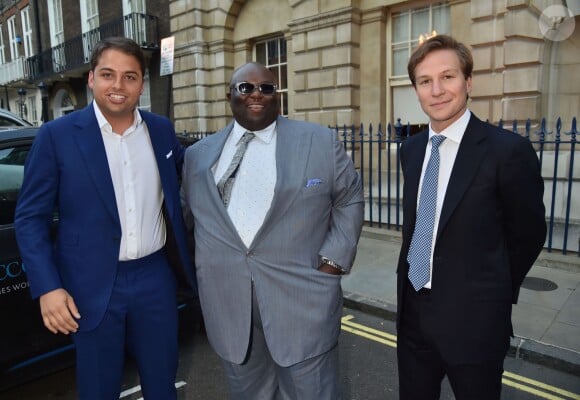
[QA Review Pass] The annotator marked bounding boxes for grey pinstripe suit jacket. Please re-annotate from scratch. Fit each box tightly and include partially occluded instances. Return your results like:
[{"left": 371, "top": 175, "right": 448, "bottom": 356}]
[{"left": 182, "top": 116, "right": 364, "bottom": 366}]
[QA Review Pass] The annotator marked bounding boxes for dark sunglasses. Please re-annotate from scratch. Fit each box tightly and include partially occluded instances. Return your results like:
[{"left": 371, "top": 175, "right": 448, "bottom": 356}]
[{"left": 231, "top": 82, "right": 277, "bottom": 96}]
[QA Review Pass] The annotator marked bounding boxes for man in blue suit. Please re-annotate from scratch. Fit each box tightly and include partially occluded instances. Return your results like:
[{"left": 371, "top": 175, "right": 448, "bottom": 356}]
[{"left": 15, "top": 37, "right": 194, "bottom": 399}]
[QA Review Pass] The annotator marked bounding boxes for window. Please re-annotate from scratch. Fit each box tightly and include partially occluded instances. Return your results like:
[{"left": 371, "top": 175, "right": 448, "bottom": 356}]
[
  {"left": 27, "top": 96, "right": 38, "bottom": 126},
  {"left": 255, "top": 37, "right": 288, "bottom": 117},
  {"left": 21, "top": 6, "right": 33, "bottom": 58},
  {"left": 0, "top": 145, "right": 29, "bottom": 225},
  {"left": 48, "top": 0, "right": 65, "bottom": 71},
  {"left": 0, "top": 25, "right": 5, "bottom": 64},
  {"left": 391, "top": 3, "right": 450, "bottom": 77},
  {"left": 80, "top": 0, "right": 100, "bottom": 62},
  {"left": 7, "top": 16, "right": 19, "bottom": 60},
  {"left": 390, "top": 3, "right": 450, "bottom": 129},
  {"left": 139, "top": 68, "right": 151, "bottom": 112},
  {"left": 123, "top": 0, "right": 147, "bottom": 44}
]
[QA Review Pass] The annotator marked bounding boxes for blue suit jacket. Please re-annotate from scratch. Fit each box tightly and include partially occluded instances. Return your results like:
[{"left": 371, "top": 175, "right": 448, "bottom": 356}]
[{"left": 15, "top": 104, "right": 195, "bottom": 331}]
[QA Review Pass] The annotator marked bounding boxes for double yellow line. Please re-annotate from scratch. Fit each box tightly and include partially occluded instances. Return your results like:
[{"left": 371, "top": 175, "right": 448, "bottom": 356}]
[
  {"left": 502, "top": 372, "right": 580, "bottom": 400},
  {"left": 340, "top": 315, "right": 580, "bottom": 400}
]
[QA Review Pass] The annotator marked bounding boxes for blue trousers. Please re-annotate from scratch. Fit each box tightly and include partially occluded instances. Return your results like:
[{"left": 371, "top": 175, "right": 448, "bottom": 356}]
[{"left": 72, "top": 249, "right": 178, "bottom": 400}]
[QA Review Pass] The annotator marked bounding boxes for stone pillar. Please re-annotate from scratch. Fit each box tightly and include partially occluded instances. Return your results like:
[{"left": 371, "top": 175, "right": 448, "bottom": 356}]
[{"left": 289, "top": 7, "right": 361, "bottom": 127}]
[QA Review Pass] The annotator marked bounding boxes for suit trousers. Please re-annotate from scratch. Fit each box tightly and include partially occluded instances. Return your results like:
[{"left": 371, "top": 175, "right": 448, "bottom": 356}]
[
  {"left": 221, "top": 284, "right": 341, "bottom": 400},
  {"left": 72, "top": 248, "right": 178, "bottom": 400},
  {"left": 397, "top": 280, "right": 504, "bottom": 400}
]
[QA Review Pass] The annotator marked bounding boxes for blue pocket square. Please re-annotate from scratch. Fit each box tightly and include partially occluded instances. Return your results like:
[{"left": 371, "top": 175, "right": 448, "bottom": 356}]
[{"left": 306, "top": 178, "right": 325, "bottom": 188}]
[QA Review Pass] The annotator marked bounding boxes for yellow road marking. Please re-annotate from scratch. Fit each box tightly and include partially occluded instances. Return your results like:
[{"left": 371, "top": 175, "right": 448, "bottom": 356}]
[
  {"left": 502, "top": 377, "right": 566, "bottom": 400},
  {"left": 504, "top": 371, "right": 580, "bottom": 400},
  {"left": 341, "top": 324, "right": 397, "bottom": 348},
  {"left": 341, "top": 313, "right": 580, "bottom": 400},
  {"left": 341, "top": 315, "right": 398, "bottom": 342}
]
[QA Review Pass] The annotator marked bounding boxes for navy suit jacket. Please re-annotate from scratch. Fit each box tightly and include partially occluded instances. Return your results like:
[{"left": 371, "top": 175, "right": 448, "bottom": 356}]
[
  {"left": 397, "top": 114, "right": 546, "bottom": 364},
  {"left": 15, "top": 104, "right": 194, "bottom": 331}
]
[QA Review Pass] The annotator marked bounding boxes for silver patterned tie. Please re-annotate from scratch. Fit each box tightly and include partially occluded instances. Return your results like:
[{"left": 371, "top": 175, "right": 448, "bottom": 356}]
[
  {"left": 217, "top": 131, "right": 255, "bottom": 208},
  {"left": 407, "top": 134, "right": 446, "bottom": 291}
]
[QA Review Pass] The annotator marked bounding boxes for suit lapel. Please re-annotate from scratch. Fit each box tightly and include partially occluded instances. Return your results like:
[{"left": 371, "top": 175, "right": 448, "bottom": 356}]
[
  {"left": 142, "top": 112, "right": 174, "bottom": 216},
  {"left": 256, "top": 117, "right": 312, "bottom": 237},
  {"left": 73, "top": 105, "right": 119, "bottom": 224},
  {"left": 436, "top": 115, "right": 488, "bottom": 240},
  {"left": 403, "top": 132, "right": 429, "bottom": 243},
  {"left": 201, "top": 123, "right": 241, "bottom": 230}
]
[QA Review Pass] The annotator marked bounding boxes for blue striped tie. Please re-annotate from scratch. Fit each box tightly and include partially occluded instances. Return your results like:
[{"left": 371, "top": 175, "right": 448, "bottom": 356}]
[{"left": 407, "top": 134, "right": 446, "bottom": 291}]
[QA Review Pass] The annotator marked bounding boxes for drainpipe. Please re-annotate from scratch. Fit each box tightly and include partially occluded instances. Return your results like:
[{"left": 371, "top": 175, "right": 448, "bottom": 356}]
[{"left": 33, "top": 0, "right": 43, "bottom": 55}]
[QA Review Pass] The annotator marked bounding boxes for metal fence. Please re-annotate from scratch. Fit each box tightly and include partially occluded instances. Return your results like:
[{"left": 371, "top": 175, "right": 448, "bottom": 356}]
[{"left": 178, "top": 117, "right": 579, "bottom": 256}]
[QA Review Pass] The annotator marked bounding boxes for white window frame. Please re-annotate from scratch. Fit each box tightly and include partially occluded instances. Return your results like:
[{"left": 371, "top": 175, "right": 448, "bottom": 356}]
[
  {"left": 27, "top": 95, "right": 38, "bottom": 125},
  {"left": 138, "top": 68, "right": 151, "bottom": 112},
  {"left": 80, "top": 0, "right": 100, "bottom": 32},
  {"left": 48, "top": 0, "right": 65, "bottom": 47},
  {"left": 80, "top": 0, "right": 100, "bottom": 62},
  {"left": 0, "top": 25, "right": 6, "bottom": 64},
  {"left": 391, "top": 3, "right": 450, "bottom": 78},
  {"left": 48, "top": 0, "right": 65, "bottom": 71},
  {"left": 123, "top": 0, "right": 146, "bottom": 14},
  {"left": 21, "top": 6, "right": 33, "bottom": 58},
  {"left": 389, "top": 3, "right": 450, "bottom": 125},
  {"left": 255, "top": 36, "right": 288, "bottom": 117},
  {"left": 7, "top": 16, "right": 19, "bottom": 60}
]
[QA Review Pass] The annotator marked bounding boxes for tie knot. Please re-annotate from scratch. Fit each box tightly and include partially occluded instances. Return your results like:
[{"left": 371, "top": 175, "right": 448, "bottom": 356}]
[
  {"left": 240, "top": 131, "right": 255, "bottom": 144},
  {"left": 431, "top": 134, "right": 446, "bottom": 148}
]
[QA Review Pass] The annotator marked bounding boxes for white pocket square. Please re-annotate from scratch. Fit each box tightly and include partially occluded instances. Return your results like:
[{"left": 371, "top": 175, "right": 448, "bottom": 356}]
[{"left": 166, "top": 150, "right": 173, "bottom": 159}]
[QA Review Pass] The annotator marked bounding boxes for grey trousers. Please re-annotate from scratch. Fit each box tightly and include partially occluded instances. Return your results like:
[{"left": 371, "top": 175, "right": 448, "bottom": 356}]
[{"left": 221, "top": 287, "right": 341, "bottom": 400}]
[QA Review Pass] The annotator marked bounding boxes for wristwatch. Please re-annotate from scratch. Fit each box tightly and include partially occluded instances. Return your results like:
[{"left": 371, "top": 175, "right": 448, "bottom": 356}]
[{"left": 320, "top": 256, "right": 347, "bottom": 274}]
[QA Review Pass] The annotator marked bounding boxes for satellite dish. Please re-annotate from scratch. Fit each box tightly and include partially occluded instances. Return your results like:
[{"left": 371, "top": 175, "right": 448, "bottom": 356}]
[{"left": 538, "top": 5, "right": 575, "bottom": 41}]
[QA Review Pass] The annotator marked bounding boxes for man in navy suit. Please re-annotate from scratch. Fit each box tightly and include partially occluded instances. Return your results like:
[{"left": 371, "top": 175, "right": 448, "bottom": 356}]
[
  {"left": 396, "top": 35, "right": 546, "bottom": 399},
  {"left": 15, "top": 37, "right": 194, "bottom": 399}
]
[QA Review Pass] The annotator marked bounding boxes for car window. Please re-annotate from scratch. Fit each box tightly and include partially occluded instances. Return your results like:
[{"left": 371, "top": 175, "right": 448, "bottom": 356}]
[{"left": 0, "top": 145, "right": 29, "bottom": 225}]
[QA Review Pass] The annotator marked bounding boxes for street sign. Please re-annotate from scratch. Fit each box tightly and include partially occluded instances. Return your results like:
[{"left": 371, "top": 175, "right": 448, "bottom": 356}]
[{"left": 160, "top": 36, "right": 175, "bottom": 76}]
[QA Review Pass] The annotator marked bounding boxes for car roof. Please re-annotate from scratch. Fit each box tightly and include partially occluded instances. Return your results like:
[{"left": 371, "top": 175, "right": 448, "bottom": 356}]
[
  {"left": 0, "top": 127, "right": 39, "bottom": 145},
  {"left": 0, "top": 108, "right": 34, "bottom": 127}
]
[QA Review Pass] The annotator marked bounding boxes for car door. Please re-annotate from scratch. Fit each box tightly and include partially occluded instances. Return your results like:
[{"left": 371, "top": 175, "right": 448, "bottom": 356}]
[{"left": 0, "top": 136, "right": 71, "bottom": 377}]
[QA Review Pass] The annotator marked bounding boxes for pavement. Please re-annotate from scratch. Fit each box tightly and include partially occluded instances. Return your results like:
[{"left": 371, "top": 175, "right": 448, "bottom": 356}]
[{"left": 341, "top": 226, "right": 580, "bottom": 376}]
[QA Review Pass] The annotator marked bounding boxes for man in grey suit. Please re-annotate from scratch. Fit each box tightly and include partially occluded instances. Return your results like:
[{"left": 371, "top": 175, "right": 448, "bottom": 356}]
[{"left": 181, "top": 62, "right": 364, "bottom": 399}]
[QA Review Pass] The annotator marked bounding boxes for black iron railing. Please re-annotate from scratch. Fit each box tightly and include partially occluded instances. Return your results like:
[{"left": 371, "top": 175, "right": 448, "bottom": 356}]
[{"left": 177, "top": 117, "right": 579, "bottom": 256}]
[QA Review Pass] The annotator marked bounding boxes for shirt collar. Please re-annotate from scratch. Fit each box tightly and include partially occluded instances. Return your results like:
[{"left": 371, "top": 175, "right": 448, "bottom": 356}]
[
  {"left": 428, "top": 109, "right": 471, "bottom": 144},
  {"left": 93, "top": 100, "right": 143, "bottom": 134},
  {"left": 232, "top": 120, "right": 277, "bottom": 145}
]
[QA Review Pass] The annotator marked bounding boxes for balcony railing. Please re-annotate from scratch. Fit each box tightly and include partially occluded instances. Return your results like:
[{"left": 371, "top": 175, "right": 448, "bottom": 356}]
[
  {"left": 26, "top": 12, "right": 159, "bottom": 81},
  {"left": 0, "top": 56, "right": 27, "bottom": 85}
]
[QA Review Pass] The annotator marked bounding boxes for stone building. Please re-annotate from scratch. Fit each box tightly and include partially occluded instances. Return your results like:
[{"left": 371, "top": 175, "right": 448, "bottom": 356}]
[{"left": 169, "top": 0, "right": 579, "bottom": 134}]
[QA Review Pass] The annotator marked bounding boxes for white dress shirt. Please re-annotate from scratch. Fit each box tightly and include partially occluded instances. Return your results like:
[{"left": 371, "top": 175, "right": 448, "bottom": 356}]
[
  {"left": 417, "top": 109, "right": 471, "bottom": 288},
  {"left": 214, "top": 120, "right": 277, "bottom": 248},
  {"left": 94, "top": 101, "right": 166, "bottom": 260}
]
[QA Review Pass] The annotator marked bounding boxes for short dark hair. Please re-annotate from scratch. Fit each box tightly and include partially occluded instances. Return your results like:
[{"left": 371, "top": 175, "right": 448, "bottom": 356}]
[
  {"left": 407, "top": 34, "right": 473, "bottom": 86},
  {"left": 89, "top": 37, "right": 146, "bottom": 76}
]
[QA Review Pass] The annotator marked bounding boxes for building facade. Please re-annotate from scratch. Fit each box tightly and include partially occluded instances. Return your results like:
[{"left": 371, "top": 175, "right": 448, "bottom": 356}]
[
  {"left": 0, "top": 0, "right": 173, "bottom": 125},
  {"left": 169, "top": 0, "right": 579, "bottom": 134}
]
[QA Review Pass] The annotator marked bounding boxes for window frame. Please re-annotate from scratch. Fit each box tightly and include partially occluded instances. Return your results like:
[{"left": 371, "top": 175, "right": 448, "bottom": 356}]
[
  {"left": 0, "top": 24, "right": 6, "bottom": 64},
  {"left": 21, "top": 6, "right": 33, "bottom": 58},
  {"left": 390, "top": 3, "right": 450, "bottom": 79},
  {"left": 254, "top": 36, "right": 288, "bottom": 117},
  {"left": 7, "top": 16, "right": 19, "bottom": 60}
]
